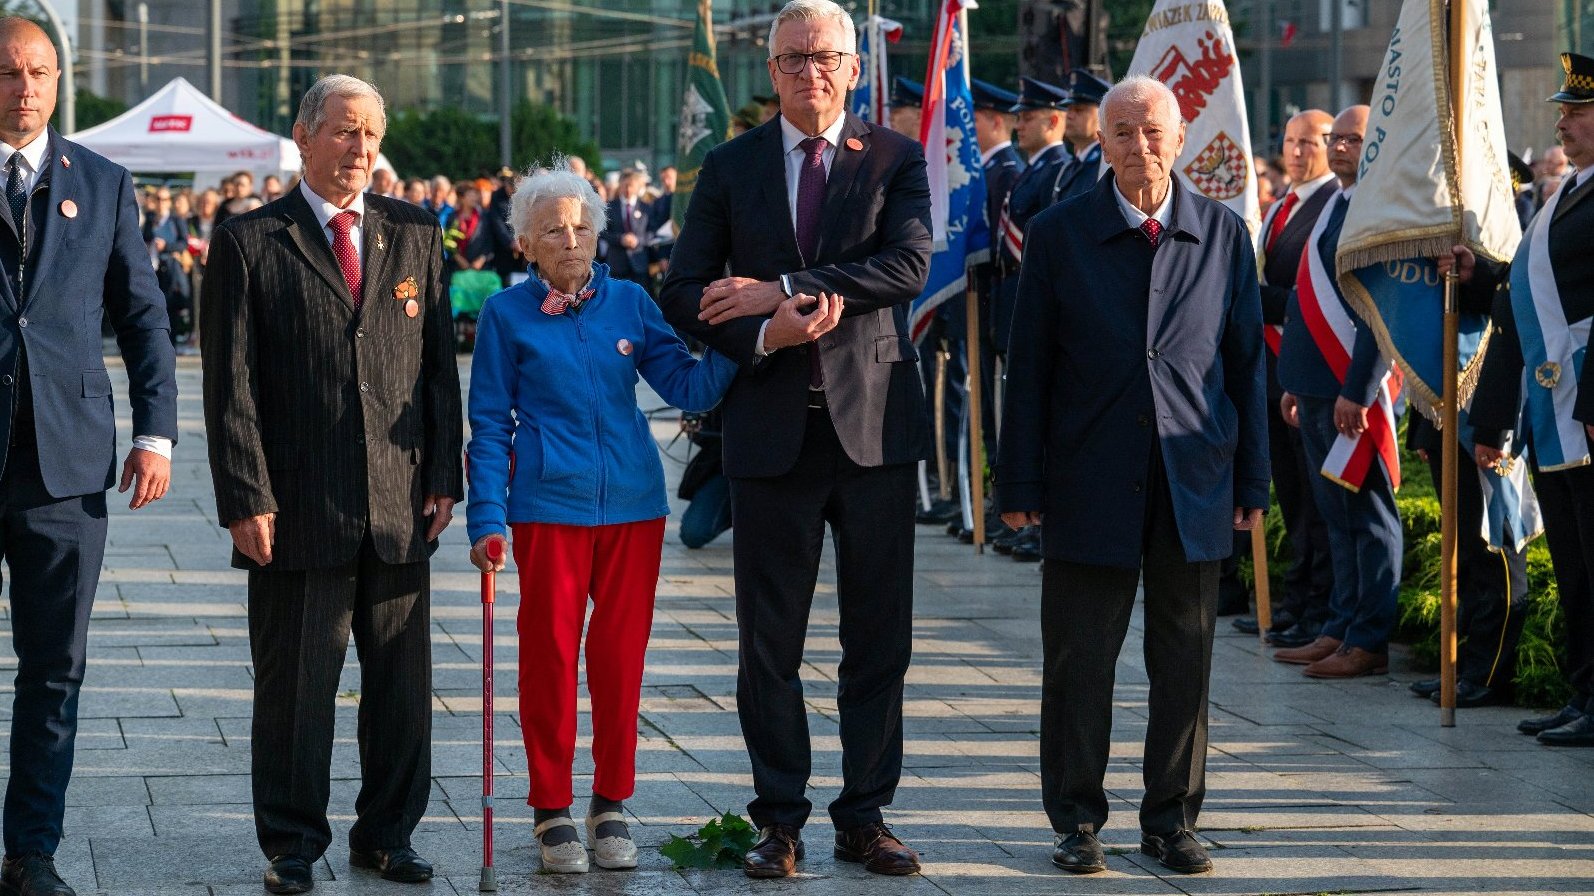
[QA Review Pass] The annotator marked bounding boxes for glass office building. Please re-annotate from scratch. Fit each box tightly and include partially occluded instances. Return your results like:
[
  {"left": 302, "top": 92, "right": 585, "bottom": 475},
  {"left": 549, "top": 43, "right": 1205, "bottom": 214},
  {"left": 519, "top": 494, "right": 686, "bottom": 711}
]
[{"left": 51, "top": 0, "right": 1594, "bottom": 172}]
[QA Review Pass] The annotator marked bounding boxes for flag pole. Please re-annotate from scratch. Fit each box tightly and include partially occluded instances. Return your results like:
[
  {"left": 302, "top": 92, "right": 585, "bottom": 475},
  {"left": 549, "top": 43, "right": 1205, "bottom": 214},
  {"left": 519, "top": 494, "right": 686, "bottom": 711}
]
[
  {"left": 1251, "top": 526, "right": 1272, "bottom": 645},
  {"left": 965, "top": 271, "right": 986, "bottom": 552},
  {"left": 1438, "top": 0, "right": 1467, "bottom": 727}
]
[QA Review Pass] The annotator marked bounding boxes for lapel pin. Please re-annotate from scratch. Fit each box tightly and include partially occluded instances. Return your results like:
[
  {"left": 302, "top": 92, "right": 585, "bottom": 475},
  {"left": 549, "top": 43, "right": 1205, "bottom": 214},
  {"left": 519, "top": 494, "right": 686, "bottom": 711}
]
[
  {"left": 373, "top": 232, "right": 384, "bottom": 252},
  {"left": 60, "top": 155, "right": 70, "bottom": 169},
  {"left": 59, "top": 199, "right": 77, "bottom": 218},
  {"left": 393, "top": 276, "right": 419, "bottom": 300},
  {"left": 616, "top": 338, "right": 633, "bottom": 356},
  {"left": 403, "top": 298, "right": 420, "bottom": 318},
  {"left": 845, "top": 137, "right": 864, "bottom": 151}
]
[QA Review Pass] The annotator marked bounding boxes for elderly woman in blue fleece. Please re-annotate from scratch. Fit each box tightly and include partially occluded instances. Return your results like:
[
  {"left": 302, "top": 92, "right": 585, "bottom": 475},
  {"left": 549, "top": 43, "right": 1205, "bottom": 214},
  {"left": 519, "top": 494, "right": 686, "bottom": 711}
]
[{"left": 466, "top": 163, "right": 834, "bottom": 875}]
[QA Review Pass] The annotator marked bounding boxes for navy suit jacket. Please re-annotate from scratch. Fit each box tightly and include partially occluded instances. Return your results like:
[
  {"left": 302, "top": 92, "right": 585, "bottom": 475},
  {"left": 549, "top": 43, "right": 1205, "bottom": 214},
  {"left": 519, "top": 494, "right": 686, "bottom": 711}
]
[
  {"left": 1276, "top": 191, "right": 1383, "bottom": 405},
  {"left": 0, "top": 129, "right": 177, "bottom": 498},
  {"left": 602, "top": 196, "right": 654, "bottom": 283},
  {"left": 996, "top": 174, "right": 1269, "bottom": 567},
  {"left": 1049, "top": 142, "right": 1102, "bottom": 205},
  {"left": 659, "top": 113, "right": 933, "bottom": 478}
]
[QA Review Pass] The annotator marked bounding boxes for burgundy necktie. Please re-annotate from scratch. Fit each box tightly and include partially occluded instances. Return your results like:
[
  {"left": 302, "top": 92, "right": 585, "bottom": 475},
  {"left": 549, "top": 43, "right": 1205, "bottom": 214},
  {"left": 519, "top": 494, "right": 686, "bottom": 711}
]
[
  {"left": 328, "top": 210, "right": 363, "bottom": 309},
  {"left": 1140, "top": 217, "right": 1163, "bottom": 249},
  {"left": 796, "top": 136, "right": 828, "bottom": 388}
]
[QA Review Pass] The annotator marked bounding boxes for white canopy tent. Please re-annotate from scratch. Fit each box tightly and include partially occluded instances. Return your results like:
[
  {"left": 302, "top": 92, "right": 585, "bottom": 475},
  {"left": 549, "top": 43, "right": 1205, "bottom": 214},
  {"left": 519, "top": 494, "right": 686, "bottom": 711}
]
[{"left": 71, "top": 77, "right": 300, "bottom": 182}]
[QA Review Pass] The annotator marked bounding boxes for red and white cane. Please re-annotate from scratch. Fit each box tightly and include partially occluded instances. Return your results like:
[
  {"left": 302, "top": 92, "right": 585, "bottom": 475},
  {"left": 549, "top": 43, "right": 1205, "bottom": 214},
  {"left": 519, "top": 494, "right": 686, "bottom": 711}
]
[{"left": 479, "top": 537, "right": 503, "bottom": 892}]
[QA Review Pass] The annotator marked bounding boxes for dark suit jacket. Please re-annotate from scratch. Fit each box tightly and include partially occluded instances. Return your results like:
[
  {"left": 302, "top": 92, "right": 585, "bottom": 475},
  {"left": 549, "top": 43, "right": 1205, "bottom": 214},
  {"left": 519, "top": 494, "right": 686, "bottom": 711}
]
[
  {"left": 201, "top": 188, "right": 464, "bottom": 571},
  {"left": 1471, "top": 175, "right": 1594, "bottom": 436},
  {"left": 996, "top": 174, "right": 1269, "bottom": 567},
  {"left": 1258, "top": 178, "right": 1335, "bottom": 327},
  {"left": 602, "top": 196, "right": 654, "bottom": 284},
  {"left": 983, "top": 144, "right": 1024, "bottom": 241},
  {"left": 0, "top": 130, "right": 177, "bottom": 497},
  {"left": 1049, "top": 142, "right": 1102, "bottom": 205},
  {"left": 659, "top": 113, "right": 933, "bottom": 478}
]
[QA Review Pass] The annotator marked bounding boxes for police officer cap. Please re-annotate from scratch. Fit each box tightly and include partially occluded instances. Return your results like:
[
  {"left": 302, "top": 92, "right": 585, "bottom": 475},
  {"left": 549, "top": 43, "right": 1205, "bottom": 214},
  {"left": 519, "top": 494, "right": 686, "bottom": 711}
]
[
  {"left": 891, "top": 76, "right": 924, "bottom": 109},
  {"left": 1008, "top": 76, "right": 1069, "bottom": 113},
  {"left": 971, "top": 78, "right": 1020, "bottom": 112},
  {"left": 1549, "top": 52, "right": 1594, "bottom": 104},
  {"left": 1065, "top": 69, "right": 1113, "bottom": 107}
]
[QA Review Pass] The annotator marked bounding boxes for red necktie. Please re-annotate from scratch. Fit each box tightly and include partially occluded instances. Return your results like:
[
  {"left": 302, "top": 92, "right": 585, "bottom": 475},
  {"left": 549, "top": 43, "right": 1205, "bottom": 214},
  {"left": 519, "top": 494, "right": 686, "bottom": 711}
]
[
  {"left": 1264, "top": 190, "right": 1299, "bottom": 255},
  {"left": 328, "top": 210, "right": 363, "bottom": 309},
  {"left": 1140, "top": 217, "right": 1163, "bottom": 249}
]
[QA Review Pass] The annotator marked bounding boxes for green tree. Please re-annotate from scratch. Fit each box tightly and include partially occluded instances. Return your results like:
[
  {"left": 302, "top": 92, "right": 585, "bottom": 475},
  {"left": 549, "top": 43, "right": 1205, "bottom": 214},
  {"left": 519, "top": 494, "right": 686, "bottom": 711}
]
[
  {"left": 379, "top": 101, "right": 599, "bottom": 181},
  {"left": 508, "top": 99, "right": 600, "bottom": 174},
  {"left": 57, "top": 88, "right": 126, "bottom": 132}
]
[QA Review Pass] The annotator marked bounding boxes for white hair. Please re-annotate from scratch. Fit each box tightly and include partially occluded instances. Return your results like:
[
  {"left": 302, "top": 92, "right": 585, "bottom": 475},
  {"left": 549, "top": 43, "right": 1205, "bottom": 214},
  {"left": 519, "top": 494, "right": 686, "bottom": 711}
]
[
  {"left": 767, "top": 0, "right": 856, "bottom": 57},
  {"left": 1100, "top": 75, "right": 1184, "bottom": 128},
  {"left": 295, "top": 74, "right": 386, "bottom": 137},
  {"left": 508, "top": 158, "right": 607, "bottom": 244}
]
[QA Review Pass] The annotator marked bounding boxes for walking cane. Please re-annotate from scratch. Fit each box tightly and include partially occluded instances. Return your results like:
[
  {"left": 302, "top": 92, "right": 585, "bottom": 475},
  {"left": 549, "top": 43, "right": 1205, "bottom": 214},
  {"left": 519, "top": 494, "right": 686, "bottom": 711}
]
[{"left": 480, "top": 538, "right": 504, "bottom": 892}]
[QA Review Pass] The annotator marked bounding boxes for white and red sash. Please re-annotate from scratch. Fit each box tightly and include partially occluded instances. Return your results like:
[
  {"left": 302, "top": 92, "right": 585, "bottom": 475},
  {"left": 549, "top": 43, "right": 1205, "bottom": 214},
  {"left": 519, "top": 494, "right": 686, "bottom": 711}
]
[{"left": 1295, "top": 192, "right": 1402, "bottom": 492}]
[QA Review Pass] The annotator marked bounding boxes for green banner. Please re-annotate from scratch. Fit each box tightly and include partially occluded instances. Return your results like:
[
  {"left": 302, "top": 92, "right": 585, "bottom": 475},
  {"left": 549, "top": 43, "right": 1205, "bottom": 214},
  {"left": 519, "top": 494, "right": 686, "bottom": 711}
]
[{"left": 673, "top": 0, "right": 733, "bottom": 235}]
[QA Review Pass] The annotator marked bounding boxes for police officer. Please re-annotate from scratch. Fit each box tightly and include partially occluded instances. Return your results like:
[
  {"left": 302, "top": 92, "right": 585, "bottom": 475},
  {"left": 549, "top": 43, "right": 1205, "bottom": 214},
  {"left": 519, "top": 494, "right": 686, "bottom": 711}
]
[
  {"left": 1050, "top": 69, "right": 1111, "bottom": 203},
  {"left": 951, "top": 79, "right": 1025, "bottom": 543},
  {"left": 1461, "top": 52, "right": 1594, "bottom": 745},
  {"left": 993, "top": 76, "right": 1071, "bottom": 560}
]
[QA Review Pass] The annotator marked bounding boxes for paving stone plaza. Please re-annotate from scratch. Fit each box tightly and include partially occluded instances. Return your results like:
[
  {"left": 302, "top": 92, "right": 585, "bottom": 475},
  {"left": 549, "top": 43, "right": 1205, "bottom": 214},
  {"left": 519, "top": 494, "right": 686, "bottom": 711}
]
[{"left": 2, "top": 356, "right": 1591, "bottom": 895}]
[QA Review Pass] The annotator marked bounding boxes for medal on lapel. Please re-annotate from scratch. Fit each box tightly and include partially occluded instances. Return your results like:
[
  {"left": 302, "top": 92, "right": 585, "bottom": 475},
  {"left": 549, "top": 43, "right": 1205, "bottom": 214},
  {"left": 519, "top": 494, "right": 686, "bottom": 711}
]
[
  {"left": 393, "top": 276, "right": 419, "bottom": 300},
  {"left": 373, "top": 232, "right": 385, "bottom": 252}
]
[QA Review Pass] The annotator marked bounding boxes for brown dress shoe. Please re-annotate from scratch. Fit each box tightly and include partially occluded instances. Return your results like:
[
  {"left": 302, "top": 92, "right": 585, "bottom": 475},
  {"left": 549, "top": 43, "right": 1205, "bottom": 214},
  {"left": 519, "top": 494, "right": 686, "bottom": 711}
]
[
  {"left": 1303, "top": 645, "right": 1389, "bottom": 678},
  {"left": 744, "top": 824, "right": 803, "bottom": 879},
  {"left": 1272, "top": 635, "right": 1342, "bottom": 665},
  {"left": 835, "top": 823, "right": 921, "bottom": 875}
]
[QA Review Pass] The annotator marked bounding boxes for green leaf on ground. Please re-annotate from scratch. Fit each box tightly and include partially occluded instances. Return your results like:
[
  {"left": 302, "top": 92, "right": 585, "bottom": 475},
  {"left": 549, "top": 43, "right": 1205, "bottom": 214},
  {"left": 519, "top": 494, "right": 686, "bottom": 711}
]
[{"left": 660, "top": 813, "right": 758, "bottom": 870}]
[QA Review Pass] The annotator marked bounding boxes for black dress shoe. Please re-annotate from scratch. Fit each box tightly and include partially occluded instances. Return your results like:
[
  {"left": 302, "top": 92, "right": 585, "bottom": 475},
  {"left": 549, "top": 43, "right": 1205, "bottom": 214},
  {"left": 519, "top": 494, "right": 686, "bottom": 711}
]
[
  {"left": 1140, "top": 829, "right": 1212, "bottom": 874},
  {"left": 1051, "top": 829, "right": 1105, "bottom": 874},
  {"left": 1519, "top": 704, "right": 1585, "bottom": 735},
  {"left": 1410, "top": 678, "right": 1441, "bottom": 698},
  {"left": 1, "top": 855, "right": 75, "bottom": 896},
  {"left": 1011, "top": 530, "right": 1042, "bottom": 562},
  {"left": 744, "top": 824, "right": 803, "bottom": 879},
  {"left": 1266, "top": 622, "right": 1319, "bottom": 649},
  {"left": 1538, "top": 712, "right": 1594, "bottom": 747},
  {"left": 834, "top": 823, "right": 920, "bottom": 875},
  {"left": 1231, "top": 615, "right": 1261, "bottom": 635},
  {"left": 916, "top": 499, "right": 960, "bottom": 525},
  {"left": 348, "top": 846, "right": 432, "bottom": 883},
  {"left": 992, "top": 526, "right": 1025, "bottom": 554},
  {"left": 263, "top": 856, "right": 314, "bottom": 895},
  {"left": 1429, "top": 679, "right": 1506, "bottom": 708}
]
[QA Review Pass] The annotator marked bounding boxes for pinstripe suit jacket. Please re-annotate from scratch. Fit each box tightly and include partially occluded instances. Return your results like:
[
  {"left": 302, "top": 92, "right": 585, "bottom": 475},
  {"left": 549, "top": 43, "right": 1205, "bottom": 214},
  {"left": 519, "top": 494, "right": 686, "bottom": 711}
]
[{"left": 200, "top": 188, "right": 463, "bottom": 571}]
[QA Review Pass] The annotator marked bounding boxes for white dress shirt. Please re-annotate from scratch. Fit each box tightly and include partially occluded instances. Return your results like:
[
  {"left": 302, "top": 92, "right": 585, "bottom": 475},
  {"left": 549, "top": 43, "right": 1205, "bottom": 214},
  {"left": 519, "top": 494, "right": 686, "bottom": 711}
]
[
  {"left": 779, "top": 113, "right": 847, "bottom": 230},
  {"left": 1262, "top": 172, "right": 1335, "bottom": 235},
  {"left": 300, "top": 178, "right": 367, "bottom": 263},
  {"left": 0, "top": 130, "right": 49, "bottom": 195},
  {"left": 980, "top": 140, "right": 1014, "bottom": 168},
  {"left": 1112, "top": 178, "right": 1175, "bottom": 232}
]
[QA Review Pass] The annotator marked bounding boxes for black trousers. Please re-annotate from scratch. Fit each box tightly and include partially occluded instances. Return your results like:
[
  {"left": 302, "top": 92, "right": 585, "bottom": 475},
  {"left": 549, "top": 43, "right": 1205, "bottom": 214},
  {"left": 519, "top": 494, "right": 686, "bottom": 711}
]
[
  {"left": 0, "top": 439, "right": 107, "bottom": 858},
  {"left": 1423, "top": 449, "right": 1529, "bottom": 687},
  {"left": 1040, "top": 447, "right": 1218, "bottom": 836},
  {"left": 729, "top": 407, "right": 917, "bottom": 830},
  {"left": 248, "top": 536, "right": 432, "bottom": 860},
  {"left": 1267, "top": 384, "right": 1333, "bottom": 625},
  {"left": 1531, "top": 463, "right": 1594, "bottom": 700}
]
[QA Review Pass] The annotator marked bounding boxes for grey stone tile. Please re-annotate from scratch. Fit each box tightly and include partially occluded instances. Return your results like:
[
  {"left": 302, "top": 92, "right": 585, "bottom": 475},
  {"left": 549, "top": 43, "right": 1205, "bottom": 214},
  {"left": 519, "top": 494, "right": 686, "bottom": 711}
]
[{"left": 91, "top": 835, "right": 333, "bottom": 889}]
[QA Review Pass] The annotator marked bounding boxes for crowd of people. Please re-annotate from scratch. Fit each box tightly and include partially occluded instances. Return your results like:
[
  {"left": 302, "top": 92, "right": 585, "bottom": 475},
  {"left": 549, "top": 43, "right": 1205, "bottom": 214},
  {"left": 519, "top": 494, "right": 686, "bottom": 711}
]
[
  {"left": 2, "top": 1, "right": 1592, "bottom": 894},
  {"left": 135, "top": 158, "right": 681, "bottom": 354}
]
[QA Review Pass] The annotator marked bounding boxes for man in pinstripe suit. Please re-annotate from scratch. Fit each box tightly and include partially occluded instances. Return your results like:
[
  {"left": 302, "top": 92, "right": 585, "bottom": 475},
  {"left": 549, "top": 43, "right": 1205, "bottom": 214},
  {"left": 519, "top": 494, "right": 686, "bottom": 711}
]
[{"left": 200, "top": 75, "right": 463, "bottom": 894}]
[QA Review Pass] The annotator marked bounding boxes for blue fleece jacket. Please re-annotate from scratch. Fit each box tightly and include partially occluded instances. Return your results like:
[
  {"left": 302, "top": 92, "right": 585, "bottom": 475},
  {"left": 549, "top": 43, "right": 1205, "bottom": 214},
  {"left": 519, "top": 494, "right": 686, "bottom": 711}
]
[{"left": 465, "top": 264, "right": 738, "bottom": 540}]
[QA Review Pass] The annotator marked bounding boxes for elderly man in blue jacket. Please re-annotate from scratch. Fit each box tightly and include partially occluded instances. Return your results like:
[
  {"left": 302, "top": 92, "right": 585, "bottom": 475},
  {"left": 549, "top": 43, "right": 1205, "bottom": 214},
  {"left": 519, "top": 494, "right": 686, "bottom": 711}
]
[{"left": 996, "top": 75, "right": 1268, "bottom": 877}]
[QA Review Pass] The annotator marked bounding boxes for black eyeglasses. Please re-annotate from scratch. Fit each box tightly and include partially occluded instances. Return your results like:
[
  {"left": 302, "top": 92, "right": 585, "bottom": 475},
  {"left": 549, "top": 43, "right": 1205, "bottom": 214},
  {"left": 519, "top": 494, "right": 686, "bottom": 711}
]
[
  {"left": 1325, "top": 133, "right": 1364, "bottom": 147},
  {"left": 772, "top": 51, "right": 852, "bottom": 75}
]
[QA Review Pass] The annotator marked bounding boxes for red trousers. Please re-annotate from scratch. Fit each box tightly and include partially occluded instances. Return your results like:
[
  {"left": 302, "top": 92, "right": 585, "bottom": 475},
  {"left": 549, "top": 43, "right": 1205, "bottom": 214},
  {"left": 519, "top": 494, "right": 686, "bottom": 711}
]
[{"left": 512, "top": 518, "right": 664, "bottom": 809}]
